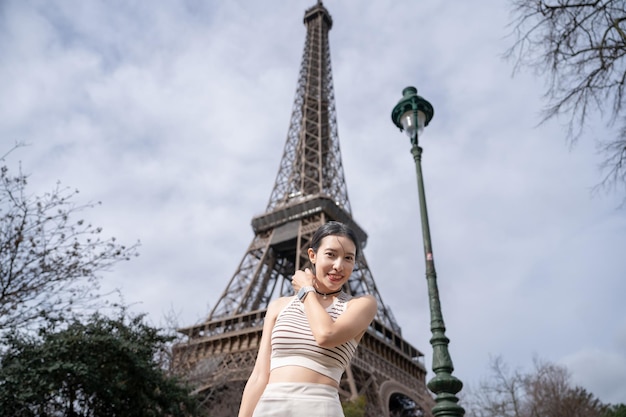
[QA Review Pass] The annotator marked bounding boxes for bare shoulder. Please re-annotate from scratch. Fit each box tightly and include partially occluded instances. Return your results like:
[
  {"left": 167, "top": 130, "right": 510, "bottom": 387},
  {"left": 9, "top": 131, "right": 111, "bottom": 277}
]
[
  {"left": 347, "top": 293, "right": 377, "bottom": 305},
  {"left": 266, "top": 296, "right": 293, "bottom": 320},
  {"left": 347, "top": 294, "right": 377, "bottom": 313}
]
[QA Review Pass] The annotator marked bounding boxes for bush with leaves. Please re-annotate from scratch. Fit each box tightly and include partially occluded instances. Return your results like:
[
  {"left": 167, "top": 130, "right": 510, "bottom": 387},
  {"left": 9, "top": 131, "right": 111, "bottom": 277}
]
[
  {"left": 342, "top": 395, "right": 367, "bottom": 417},
  {"left": 603, "top": 403, "right": 626, "bottom": 417},
  {"left": 0, "top": 311, "right": 205, "bottom": 417}
]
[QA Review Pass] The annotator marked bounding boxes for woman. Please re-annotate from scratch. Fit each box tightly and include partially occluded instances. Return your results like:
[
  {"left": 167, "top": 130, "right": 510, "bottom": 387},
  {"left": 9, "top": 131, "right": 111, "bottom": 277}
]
[{"left": 237, "top": 221, "right": 378, "bottom": 417}]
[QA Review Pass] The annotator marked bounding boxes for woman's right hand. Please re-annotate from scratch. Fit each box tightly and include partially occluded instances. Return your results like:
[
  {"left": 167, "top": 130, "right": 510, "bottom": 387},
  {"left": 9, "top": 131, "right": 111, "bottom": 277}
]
[{"left": 291, "top": 268, "right": 315, "bottom": 293}]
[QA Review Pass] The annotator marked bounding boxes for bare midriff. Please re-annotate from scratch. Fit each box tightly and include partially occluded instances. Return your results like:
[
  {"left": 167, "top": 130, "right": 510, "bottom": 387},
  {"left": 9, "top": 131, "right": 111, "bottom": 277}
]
[{"left": 268, "top": 365, "right": 338, "bottom": 388}]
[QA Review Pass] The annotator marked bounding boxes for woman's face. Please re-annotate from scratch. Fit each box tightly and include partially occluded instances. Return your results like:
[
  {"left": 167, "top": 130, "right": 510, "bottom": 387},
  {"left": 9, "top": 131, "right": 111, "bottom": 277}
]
[{"left": 308, "top": 234, "right": 356, "bottom": 292}]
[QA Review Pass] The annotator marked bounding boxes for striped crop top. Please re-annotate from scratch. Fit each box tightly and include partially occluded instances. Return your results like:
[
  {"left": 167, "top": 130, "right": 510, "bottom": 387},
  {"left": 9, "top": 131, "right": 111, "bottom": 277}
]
[{"left": 270, "top": 292, "right": 357, "bottom": 384}]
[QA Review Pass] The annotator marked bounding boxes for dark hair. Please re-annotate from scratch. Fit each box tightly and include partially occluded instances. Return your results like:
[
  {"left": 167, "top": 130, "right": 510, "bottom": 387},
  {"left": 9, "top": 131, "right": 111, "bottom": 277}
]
[{"left": 309, "top": 221, "right": 360, "bottom": 259}]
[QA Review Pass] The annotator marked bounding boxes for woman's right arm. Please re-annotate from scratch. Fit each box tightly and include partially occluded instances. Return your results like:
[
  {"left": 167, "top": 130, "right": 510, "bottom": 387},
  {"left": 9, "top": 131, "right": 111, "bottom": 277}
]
[{"left": 237, "top": 297, "right": 288, "bottom": 417}]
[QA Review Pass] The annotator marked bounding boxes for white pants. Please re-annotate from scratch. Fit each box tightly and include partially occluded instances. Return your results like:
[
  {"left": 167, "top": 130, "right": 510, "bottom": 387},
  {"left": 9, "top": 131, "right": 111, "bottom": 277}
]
[{"left": 252, "top": 383, "right": 344, "bottom": 417}]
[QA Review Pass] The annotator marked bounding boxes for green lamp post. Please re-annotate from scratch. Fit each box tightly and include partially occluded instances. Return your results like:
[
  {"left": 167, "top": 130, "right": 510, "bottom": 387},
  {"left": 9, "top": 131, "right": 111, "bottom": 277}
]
[{"left": 391, "top": 86, "right": 465, "bottom": 417}]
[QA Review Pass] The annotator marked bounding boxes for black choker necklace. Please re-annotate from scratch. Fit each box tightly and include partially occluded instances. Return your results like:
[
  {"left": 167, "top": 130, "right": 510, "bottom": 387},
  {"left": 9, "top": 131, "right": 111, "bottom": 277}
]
[{"left": 315, "top": 288, "right": 342, "bottom": 300}]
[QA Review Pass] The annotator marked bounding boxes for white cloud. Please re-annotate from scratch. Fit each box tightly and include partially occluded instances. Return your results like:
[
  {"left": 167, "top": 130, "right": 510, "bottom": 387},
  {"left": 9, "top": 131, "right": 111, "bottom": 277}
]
[{"left": 563, "top": 343, "right": 626, "bottom": 405}]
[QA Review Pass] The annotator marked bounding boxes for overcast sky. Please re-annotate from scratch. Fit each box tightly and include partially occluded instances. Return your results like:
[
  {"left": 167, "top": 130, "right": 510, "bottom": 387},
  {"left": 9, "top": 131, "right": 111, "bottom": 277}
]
[{"left": 1, "top": 0, "right": 625, "bottom": 406}]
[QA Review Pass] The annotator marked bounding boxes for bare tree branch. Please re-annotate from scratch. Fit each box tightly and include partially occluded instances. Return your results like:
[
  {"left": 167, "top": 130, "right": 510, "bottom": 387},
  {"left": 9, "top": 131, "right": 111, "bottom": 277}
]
[
  {"left": 506, "top": 0, "right": 626, "bottom": 201},
  {"left": 463, "top": 356, "right": 608, "bottom": 417},
  {"left": 0, "top": 156, "right": 140, "bottom": 332}
]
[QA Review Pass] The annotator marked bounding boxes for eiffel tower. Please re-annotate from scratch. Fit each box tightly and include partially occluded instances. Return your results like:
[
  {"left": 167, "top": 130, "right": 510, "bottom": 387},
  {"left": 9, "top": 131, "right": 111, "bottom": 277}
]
[{"left": 174, "top": 2, "right": 434, "bottom": 416}]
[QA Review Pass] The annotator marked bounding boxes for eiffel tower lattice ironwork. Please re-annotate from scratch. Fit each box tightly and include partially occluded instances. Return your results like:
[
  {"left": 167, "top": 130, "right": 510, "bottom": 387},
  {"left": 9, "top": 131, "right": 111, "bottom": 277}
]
[{"left": 174, "top": 2, "right": 434, "bottom": 416}]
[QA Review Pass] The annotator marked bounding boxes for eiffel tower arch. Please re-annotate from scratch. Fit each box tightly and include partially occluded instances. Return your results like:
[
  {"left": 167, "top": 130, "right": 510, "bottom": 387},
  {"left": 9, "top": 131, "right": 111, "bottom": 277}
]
[{"left": 174, "top": 2, "right": 435, "bottom": 416}]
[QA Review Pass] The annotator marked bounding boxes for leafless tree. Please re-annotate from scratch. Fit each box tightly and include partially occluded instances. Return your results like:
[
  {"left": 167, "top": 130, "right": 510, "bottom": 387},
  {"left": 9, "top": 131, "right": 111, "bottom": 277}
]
[
  {"left": 506, "top": 0, "right": 626, "bottom": 200},
  {"left": 0, "top": 150, "right": 139, "bottom": 332},
  {"left": 464, "top": 356, "right": 606, "bottom": 417},
  {"left": 524, "top": 358, "right": 606, "bottom": 417},
  {"left": 463, "top": 356, "right": 526, "bottom": 417}
]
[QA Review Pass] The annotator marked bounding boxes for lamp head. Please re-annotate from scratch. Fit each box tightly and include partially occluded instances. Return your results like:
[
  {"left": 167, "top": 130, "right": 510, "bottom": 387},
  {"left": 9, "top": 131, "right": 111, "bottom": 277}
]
[{"left": 391, "top": 86, "right": 434, "bottom": 139}]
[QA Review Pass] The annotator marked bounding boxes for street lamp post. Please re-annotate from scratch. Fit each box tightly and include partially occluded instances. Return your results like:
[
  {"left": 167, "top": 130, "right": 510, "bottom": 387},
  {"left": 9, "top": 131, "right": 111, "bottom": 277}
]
[{"left": 391, "top": 86, "right": 465, "bottom": 417}]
